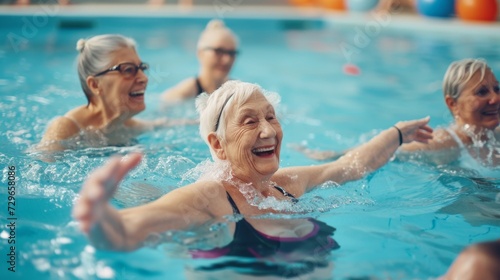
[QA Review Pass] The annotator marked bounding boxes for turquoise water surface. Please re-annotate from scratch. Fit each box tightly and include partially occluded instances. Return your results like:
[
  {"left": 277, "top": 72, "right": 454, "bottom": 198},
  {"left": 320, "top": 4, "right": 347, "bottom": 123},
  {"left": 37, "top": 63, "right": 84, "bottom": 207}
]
[{"left": 1, "top": 13, "right": 500, "bottom": 279}]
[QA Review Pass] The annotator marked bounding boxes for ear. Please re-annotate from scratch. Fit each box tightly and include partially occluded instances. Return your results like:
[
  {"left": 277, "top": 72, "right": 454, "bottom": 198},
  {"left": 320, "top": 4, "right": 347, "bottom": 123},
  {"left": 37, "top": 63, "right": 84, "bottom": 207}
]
[
  {"left": 445, "top": 95, "right": 457, "bottom": 116},
  {"left": 86, "top": 76, "right": 100, "bottom": 96},
  {"left": 208, "top": 132, "right": 226, "bottom": 160}
]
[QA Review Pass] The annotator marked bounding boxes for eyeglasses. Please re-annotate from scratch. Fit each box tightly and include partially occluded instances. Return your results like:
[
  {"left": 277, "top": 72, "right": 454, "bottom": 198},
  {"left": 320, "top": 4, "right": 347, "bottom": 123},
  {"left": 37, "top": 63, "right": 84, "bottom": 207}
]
[
  {"left": 204, "top": 47, "right": 239, "bottom": 58},
  {"left": 94, "top": 62, "right": 149, "bottom": 79}
]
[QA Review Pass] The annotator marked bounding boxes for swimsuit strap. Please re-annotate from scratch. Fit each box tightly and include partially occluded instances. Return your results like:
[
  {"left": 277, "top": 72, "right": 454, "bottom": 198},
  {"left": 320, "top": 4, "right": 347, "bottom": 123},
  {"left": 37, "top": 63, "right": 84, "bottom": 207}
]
[
  {"left": 273, "top": 185, "right": 297, "bottom": 199},
  {"left": 63, "top": 115, "right": 83, "bottom": 131},
  {"left": 445, "top": 127, "right": 465, "bottom": 149},
  {"left": 195, "top": 77, "right": 205, "bottom": 96},
  {"left": 226, "top": 192, "right": 240, "bottom": 215}
]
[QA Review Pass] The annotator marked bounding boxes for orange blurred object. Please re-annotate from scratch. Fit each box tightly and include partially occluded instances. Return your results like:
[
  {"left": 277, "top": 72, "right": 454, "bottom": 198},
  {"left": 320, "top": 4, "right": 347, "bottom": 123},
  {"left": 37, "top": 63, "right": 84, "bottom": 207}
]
[
  {"left": 456, "top": 0, "right": 499, "bottom": 22},
  {"left": 343, "top": 63, "right": 361, "bottom": 75},
  {"left": 319, "top": 0, "right": 346, "bottom": 10},
  {"left": 289, "top": 0, "right": 316, "bottom": 6}
]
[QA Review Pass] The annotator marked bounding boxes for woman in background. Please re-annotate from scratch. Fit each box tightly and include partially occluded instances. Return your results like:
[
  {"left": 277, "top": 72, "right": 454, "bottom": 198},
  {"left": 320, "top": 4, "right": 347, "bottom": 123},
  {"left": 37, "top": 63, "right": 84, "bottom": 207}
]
[
  {"left": 399, "top": 58, "right": 500, "bottom": 167},
  {"left": 161, "top": 19, "right": 239, "bottom": 103},
  {"left": 39, "top": 34, "right": 190, "bottom": 151},
  {"left": 295, "top": 58, "right": 500, "bottom": 169}
]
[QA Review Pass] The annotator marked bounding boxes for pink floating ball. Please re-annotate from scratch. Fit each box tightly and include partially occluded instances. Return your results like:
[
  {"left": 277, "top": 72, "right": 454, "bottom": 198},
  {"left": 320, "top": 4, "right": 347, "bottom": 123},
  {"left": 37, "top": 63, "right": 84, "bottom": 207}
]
[{"left": 343, "top": 63, "right": 361, "bottom": 75}]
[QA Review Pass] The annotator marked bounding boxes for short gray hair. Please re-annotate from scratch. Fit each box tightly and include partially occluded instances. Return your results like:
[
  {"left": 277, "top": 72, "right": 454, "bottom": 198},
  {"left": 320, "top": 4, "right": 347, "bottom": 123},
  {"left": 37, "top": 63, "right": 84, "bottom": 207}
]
[
  {"left": 76, "top": 34, "right": 137, "bottom": 105},
  {"left": 195, "top": 80, "right": 281, "bottom": 160},
  {"left": 443, "top": 58, "right": 490, "bottom": 100}
]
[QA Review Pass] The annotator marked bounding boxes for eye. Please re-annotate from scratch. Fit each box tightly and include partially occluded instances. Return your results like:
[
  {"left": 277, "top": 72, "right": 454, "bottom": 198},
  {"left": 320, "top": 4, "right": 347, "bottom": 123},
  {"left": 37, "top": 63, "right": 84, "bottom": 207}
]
[
  {"left": 476, "top": 86, "right": 489, "bottom": 97},
  {"left": 243, "top": 118, "right": 257, "bottom": 125},
  {"left": 494, "top": 85, "right": 500, "bottom": 94},
  {"left": 121, "top": 64, "right": 137, "bottom": 76},
  {"left": 266, "top": 114, "right": 276, "bottom": 121},
  {"left": 213, "top": 48, "right": 224, "bottom": 56}
]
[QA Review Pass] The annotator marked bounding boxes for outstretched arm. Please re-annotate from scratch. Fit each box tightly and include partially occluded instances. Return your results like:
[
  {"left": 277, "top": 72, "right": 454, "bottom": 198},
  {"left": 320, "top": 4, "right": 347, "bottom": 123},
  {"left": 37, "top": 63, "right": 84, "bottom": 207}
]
[
  {"left": 276, "top": 117, "right": 433, "bottom": 195},
  {"left": 73, "top": 153, "right": 213, "bottom": 251},
  {"left": 288, "top": 143, "right": 348, "bottom": 161},
  {"left": 72, "top": 154, "right": 141, "bottom": 250}
]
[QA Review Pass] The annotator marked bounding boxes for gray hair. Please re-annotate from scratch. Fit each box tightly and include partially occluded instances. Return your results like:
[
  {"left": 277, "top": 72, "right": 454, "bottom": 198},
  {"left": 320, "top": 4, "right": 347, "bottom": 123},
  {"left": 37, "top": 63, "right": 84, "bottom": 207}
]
[
  {"left": 196, "top": 19, "right": 239, "bottom": 50},
  {"left": 195, "top": 80, "right": 281, "bottom": 160},
  {"left": 443, "top": 58, "right": 490, "bottom": 100},
  {"left": 76, "top": 34, "right": 137, "bottom": 105}
]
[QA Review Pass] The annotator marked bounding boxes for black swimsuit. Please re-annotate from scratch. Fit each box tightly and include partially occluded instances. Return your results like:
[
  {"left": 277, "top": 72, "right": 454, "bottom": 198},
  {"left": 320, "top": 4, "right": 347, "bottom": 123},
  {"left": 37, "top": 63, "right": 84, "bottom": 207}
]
[
  {"left": 194, "top": 77, "right": 205, "bottom": 96},
  {"left": 191, "top": 186, "right": 339, "bottom": 277}
]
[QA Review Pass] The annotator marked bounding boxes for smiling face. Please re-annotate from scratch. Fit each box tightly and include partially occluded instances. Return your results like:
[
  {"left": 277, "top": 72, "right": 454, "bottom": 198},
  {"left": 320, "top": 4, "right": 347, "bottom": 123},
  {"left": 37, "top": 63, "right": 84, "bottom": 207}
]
[
  {"left": 92, "top": 47, "right": 148, "bottom": 116},
  {"left": 198, "top": 31, "right": 237, "bottom": 81},
  {"left": 446, "top": 68, "right": 500, "bottom": 130},
  {"left": 218, "top": 92, "right": 282, "bottom": 181}
]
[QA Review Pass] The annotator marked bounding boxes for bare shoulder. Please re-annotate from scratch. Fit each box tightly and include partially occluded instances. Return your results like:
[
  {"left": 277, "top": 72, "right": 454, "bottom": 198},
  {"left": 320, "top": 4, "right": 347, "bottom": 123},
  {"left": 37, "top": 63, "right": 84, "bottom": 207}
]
[
  {"left": 41, "top": 116, "right": 80, "bottom": 143},
  {"left": 161, "top": 78, "right": 198, "bottom": 102},
  {"left": 400, "top": 127, "right": 458, "bottom": 152},
  {"left": 272, "top": 167, "right": 311, "bottom": 197},
  {"left": 397, "top": 128, "right": 461, "bottom": 165}
]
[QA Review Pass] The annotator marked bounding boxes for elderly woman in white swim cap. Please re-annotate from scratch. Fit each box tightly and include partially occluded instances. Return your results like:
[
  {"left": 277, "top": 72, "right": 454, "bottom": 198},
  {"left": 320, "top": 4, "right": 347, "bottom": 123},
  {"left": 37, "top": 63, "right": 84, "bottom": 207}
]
[
  {"left": 73, "top": 80, "right": 432, "bottom": 264},
  {"left": 161, "top": 19, "right": 239, "bottom": 103}
]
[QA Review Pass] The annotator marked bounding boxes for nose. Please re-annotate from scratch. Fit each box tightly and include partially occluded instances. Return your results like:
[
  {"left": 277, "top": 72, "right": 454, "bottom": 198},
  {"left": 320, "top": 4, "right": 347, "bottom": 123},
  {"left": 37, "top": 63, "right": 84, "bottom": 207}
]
[
  {"left": 489, "top": 88, "right": 500, "bottom": 105},
  {"left": 259, "top": 120, "right": 277, "bottom": 139},
  {"left": 221, "top": 53, "right": 235, "bottom": 65},
  {"left": 136, "top": 68, "right": 148, "bottom": 85}
]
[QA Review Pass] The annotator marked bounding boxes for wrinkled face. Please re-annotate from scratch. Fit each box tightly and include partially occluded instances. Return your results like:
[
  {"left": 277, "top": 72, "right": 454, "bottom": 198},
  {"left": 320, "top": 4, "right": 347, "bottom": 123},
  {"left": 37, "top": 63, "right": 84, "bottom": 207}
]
[
  {"left": 94, "top": 47, "right": 148, "bottom": 116},
  {"left": 448, "top": 68, "right": 500, "bottom": 130},
  {"left": 198, "top": 32, "right": 237, "bottom": 80},
  {"left": 221, "top": 92, "right": 282, "bottom": 181}
]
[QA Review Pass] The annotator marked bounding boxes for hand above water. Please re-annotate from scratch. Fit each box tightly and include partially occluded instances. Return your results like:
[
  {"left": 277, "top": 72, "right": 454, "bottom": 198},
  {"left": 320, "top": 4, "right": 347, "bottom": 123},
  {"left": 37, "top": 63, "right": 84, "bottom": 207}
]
[
  {"left": 72, "top": 153, "right": 143, "bottom": 233},
  {"left": 395, "top": 116, "right": 434, "bottom": 144}
]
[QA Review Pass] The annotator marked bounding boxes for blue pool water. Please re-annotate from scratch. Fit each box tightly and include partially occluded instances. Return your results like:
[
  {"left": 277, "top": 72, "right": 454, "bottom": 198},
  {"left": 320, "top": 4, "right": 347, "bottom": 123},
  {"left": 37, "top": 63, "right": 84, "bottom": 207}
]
[{"left": 1, "top": 10, "right": 500, "bottom": 279}]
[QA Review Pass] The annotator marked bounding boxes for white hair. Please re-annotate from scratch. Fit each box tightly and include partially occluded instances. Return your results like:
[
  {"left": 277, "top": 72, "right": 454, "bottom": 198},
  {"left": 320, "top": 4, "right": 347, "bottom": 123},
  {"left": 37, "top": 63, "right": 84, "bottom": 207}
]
[
  {"left": 196, "top": 19, "right": 239, "bottom": 50},
  {"left": 443, "top": 58, "right": 490, "bottom": 100},
  {"left": 195, "top": 80, "right": 281, "bottom": 160},
  {"left": 76, "top": 34, "right": 137, "bottom": 104}
]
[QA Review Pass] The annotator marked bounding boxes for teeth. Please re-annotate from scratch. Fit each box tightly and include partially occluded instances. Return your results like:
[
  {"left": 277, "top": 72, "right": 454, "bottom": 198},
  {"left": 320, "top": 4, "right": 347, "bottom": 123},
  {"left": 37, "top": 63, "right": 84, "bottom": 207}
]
[
  {"left": 130, "top": 91, "right": 145, "bottom": 96},
  {"left": 253, "top": 147, "right": 274, "bottom": 153}
]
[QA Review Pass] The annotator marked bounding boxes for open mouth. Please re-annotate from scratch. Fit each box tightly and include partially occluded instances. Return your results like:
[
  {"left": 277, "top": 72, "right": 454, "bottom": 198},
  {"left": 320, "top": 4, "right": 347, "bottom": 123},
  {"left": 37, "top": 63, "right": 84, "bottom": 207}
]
[
  {"left": 483, "top": 109, "right": 499, "bottom": 116},
  {"left": 129, "top": 90, "right": 145, "bottom": 98},
  {"left": 252, "top": 146, "right": 275, "bottom": 157}
]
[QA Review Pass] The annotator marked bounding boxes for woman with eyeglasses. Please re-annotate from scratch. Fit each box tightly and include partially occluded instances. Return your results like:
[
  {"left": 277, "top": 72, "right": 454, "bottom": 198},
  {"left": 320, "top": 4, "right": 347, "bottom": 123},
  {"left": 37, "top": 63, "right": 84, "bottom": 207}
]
[
  {"left": 294, "top": 59, "right": 500, "bottom": 172},
  {"left": 38, "top": 34, "right": 175, "bottom": 151},
  {"left": 161, "top": 19, "right": 239, "bottom": 103}
]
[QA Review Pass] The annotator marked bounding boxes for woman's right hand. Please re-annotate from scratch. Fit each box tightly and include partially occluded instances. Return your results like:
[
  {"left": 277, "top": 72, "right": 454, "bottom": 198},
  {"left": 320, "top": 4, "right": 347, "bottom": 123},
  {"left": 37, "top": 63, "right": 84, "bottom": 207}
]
[
  {"left": 72, "top": 153, "right": 143, "bottom": 233},
  {"left": 394, "top": 116, "right": 433, "bottom": 145}
]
